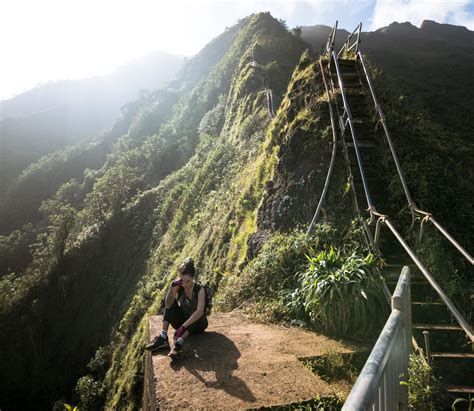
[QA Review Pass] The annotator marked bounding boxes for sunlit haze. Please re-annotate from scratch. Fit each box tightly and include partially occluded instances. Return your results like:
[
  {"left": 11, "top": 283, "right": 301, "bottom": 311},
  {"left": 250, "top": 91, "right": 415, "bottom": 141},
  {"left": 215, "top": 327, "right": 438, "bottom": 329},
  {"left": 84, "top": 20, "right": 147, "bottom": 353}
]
[{"left": 1, "top": 0, "right": 473, "bottom": 100}]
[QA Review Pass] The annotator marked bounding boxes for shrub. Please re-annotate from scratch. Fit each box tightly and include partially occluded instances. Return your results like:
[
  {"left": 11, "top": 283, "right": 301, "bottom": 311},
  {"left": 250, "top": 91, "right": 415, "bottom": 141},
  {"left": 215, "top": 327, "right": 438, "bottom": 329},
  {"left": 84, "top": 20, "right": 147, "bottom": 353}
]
[
  {"left": 75, "top": 375, "right": 104, "bottom": 411},
  {"left": 291, "top": 246, "right": 386, "bottom": 337},
  {"left": 402, "top": 351, "right": 443, "bottom": 410}
]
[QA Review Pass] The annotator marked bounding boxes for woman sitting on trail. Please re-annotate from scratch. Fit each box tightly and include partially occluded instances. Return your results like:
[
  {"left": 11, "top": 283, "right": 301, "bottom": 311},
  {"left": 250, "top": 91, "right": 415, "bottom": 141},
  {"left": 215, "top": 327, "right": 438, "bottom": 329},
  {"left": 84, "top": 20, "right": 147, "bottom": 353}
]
[{"left": 145, "top": 257, "right": 208, "bottom": 358}]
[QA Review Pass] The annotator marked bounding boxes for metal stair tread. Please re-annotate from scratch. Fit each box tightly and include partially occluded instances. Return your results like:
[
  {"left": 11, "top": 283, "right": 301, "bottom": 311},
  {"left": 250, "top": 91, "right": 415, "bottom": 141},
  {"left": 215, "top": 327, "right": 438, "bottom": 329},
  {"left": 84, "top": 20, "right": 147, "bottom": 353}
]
[
  {"left": 445, "top": 385, "right": 474, "bottom": 393},
  {"left": 412, "top": 301, "right": 445, "bottom": 306},
  {"left": 431, "top": 352, "right": 474, "bottom": 359},
  {"left": 413, "top": 324, "right": 463, "bottom": 331},
  {"left": 346, "top": 142, "right": 375, "bottom": 148},
  {"left": 385, "top": 279, "right": 426, "bottom": 285},
  {"left": 334, "top": 81, "right": 362, "bottom": 88},
  {"left": 336, "top": 58, "right": 356, "bottom": 65}
]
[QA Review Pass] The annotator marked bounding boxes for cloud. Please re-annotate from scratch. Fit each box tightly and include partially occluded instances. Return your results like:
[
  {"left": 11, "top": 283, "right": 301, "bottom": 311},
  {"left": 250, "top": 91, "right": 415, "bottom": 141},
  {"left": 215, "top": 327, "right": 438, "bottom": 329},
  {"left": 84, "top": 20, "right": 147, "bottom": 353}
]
[{"left": 369, "top": 0, "right": 474, "bottom": 30}]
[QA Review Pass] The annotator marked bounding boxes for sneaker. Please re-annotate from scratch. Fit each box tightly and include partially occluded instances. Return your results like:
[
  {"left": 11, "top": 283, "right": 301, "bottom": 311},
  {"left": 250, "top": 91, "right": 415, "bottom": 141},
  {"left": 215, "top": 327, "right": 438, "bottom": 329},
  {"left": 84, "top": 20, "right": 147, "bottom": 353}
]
[
  {"left": 145, "top": 335, "right": 169, "bottom": 351},
  {"left": 167, "top": 342, "right": 183, "bottom": 359}
]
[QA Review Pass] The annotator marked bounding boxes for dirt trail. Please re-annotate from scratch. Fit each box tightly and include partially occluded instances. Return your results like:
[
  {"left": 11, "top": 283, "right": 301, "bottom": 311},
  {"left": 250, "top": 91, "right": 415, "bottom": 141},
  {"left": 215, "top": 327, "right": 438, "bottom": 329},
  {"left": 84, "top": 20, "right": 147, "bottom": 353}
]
[{"left": 146, "top": 311, "right": 363, "bottom": 410}]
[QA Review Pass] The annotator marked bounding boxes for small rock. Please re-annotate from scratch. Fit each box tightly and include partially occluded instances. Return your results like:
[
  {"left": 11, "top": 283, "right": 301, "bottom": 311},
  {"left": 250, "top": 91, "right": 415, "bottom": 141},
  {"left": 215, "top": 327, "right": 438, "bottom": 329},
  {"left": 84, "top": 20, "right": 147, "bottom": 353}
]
[{"left": 290, "top": 319, "right": 307, "bottom": 327}]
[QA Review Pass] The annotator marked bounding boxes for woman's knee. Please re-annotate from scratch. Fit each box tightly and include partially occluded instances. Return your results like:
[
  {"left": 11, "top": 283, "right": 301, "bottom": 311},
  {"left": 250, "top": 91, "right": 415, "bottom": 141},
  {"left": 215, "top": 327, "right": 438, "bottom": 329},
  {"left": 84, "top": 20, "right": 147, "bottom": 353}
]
[
  {"left": 163, "top": 302, "right": 185, "bottom": 328},
  {"left": 187, "top": 316, "right": 208, "bottom": 334}
]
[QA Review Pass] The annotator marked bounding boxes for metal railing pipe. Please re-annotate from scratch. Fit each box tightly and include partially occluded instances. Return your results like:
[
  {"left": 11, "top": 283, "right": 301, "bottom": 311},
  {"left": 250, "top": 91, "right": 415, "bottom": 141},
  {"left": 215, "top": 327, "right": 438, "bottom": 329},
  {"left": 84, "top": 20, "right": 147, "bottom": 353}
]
[
  {"left": 383, "top": 218, "right": 474, "bottom": 342},
  {"left": 356, "top": 52, "right": 415, "bottom": 208},
  {"left": 343, "top": 268, "right": 411, "bottom": 410},
  {"left": 338, "top": 22, "right": 362, "bottom": 57},
  {"left": 342, "top": 311, "right": 403, "bottom": 410},
  {"left": 325, "top": 21, "right": 338, "bottom": 53},
  {"left": 331, "top": 51, "right": 374, "bottom": 214},
  {"left": 307, "top": 59, "right": 338, "bottom": 233},
  {"left": 428, "top": 217, "right": 474, "bottom": 264},
  {"left": 357, "top": 51, "right": 473, "bottom": 264}
]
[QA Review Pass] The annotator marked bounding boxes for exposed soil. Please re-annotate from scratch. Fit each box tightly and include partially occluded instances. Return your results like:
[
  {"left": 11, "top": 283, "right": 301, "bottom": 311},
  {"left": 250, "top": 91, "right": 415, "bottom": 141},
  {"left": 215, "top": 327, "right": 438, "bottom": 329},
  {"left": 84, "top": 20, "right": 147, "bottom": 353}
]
[{"left": 147, "top": 311, "right": 366, "bottom": 410}]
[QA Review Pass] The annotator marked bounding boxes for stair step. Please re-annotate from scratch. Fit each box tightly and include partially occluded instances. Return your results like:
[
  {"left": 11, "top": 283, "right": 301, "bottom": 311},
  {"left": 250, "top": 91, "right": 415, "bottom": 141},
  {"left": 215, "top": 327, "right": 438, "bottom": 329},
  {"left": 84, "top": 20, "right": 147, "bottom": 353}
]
[
  {"left": 337, "top": 59, "right": 356, "bottom": 66},
  {"left": 351, "top": 117, "right": 373, "bottom": 125},
  {"left": 386, "top": 279, "right": 427, "bottom": 286},
  {"left": 431, "top": 352, "right": 474, "bottom": 359},
  {"left": 412, "top": 301, "right": 445, "bottom": 306},
  {"left": 340, "top": 72, "right": 359, "bottom": 78},
  {"left": 413, "top": 324, "right": 463, "bottom": 331},
  {"left": 354, "top": 177, "right": 385, "bottom": 183},
  {"left": 343, "top": 83, "right": 363, "bottom": 88},
  {"left": 445, "top": 385, "right": 474, "bottom": 394},
  {"left": 383, "top": 263, "right": 415, "bottom": 269},
  {"left": 346, "top": 142, "right": 375, "bottom": 148}
]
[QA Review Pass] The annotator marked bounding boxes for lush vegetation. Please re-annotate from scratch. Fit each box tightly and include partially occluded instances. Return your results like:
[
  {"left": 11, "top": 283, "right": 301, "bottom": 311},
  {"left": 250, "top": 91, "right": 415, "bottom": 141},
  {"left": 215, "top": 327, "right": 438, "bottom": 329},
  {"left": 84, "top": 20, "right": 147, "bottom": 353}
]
[
  {"left": 402, "top": 352, "right": 443, "bottom": 410},
  {"left": 0, "top": 12, "right": 309, "bottom": 410},
  {"left": 0, "top": 12, "right": 472, "bottom": 411},
  {"left": 218, "top": 223, "right": 387, "bottom": 338}
]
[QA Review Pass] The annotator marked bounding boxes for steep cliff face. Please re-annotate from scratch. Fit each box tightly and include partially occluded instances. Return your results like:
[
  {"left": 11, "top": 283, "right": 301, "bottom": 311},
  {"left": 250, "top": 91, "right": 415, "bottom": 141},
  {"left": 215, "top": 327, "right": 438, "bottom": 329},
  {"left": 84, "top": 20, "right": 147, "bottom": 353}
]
[
  {"left": 101, "top": 13, "right": 308, "bottom": 410},
  {"left": 256, "top": 53, "right": 351, "bottom": 234},
  {"left": 0, "top": 12, "right": 308, "bottom": 410}
]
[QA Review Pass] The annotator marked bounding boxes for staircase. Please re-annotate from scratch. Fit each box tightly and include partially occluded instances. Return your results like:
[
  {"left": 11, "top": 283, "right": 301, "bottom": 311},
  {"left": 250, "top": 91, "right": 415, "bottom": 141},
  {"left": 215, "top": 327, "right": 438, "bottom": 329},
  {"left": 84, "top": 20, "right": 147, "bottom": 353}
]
[{"left": 322, "top": 23, "right": 474, "bottom": 401}]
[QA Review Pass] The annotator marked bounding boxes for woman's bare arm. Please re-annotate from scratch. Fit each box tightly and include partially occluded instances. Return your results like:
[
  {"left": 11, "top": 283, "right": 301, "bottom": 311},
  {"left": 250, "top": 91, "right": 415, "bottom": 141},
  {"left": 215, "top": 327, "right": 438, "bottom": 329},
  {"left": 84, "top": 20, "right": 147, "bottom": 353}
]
[
  {"left": 165, "top": 282, "right": 180, "bottom": 309},
  {"left": 183, "top": 288, "right": 205, "bottom": 327}
]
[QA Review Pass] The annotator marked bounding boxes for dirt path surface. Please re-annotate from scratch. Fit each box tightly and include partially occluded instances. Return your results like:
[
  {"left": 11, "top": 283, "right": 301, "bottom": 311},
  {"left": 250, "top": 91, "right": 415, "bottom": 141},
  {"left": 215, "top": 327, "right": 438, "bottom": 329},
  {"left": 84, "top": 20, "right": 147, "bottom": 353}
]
[{"left": 147, "top": 311, "right": 360, "bottom": 410}]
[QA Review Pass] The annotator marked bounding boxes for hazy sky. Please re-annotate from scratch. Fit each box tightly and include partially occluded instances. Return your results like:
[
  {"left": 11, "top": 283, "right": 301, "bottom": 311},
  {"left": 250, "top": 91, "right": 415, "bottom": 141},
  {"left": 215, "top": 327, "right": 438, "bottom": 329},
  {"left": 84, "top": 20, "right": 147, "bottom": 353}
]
[{"left": 1, "top": 0, "right": 473, "bottom": 100}]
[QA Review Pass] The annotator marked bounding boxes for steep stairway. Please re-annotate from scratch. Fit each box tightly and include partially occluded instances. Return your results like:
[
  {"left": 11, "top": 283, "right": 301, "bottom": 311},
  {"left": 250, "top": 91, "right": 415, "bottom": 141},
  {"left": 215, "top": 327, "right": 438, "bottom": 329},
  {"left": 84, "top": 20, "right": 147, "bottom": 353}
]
[{"left": 327, "top": 55, "right": 474, "bottom": 398}]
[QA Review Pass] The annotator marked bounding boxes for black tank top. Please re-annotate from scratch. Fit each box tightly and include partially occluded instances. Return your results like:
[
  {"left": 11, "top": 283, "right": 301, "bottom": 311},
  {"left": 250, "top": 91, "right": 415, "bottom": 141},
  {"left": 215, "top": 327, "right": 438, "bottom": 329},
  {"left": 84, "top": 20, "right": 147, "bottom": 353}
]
[{"left": 178, "top": 283, "right": 200, "bottom": 317}]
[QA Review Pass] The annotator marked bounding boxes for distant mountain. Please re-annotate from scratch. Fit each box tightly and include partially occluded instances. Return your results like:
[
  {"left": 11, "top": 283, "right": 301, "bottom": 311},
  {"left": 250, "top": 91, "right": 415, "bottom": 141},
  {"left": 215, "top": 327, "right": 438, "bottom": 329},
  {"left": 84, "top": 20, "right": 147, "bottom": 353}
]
[
  {"left": 0, "top": 50, "right": 185, "bottom": 193},
  {"left": 300, "top": 20, "right": 474, "bottom": 140}
]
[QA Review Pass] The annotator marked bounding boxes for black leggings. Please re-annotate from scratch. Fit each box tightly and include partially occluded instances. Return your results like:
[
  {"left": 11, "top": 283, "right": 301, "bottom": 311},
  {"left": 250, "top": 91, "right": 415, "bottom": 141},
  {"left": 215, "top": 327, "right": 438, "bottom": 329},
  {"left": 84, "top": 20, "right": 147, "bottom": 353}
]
[{"left": 163, "top": 301, "right": 208, "bottom": 334}]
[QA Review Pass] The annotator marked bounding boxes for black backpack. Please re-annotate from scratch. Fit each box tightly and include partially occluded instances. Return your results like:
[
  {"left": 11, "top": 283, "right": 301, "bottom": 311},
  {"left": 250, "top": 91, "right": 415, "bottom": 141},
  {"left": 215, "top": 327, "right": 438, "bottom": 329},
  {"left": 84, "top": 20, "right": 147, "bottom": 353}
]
[{"left": 178, "top": 282, "right": 213, "bottom": 316}]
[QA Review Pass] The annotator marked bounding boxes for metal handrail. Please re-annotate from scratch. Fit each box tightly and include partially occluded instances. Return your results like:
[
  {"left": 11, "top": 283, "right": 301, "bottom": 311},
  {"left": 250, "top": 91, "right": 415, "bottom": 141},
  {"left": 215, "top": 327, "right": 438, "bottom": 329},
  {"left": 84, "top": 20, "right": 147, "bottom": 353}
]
[
  {"left": 356, "top": 51, "right": 473, "bottom": 265},
  {"left": 421, "top": 216, "right": 473, "bottom": 264},
  {"left": 330, "top": 50, "right": 376, "bottom": 220},
  {"left": 343, "top": 267, "right": 411, "bottom": 410},
  {"left": 325, "top": 21, "right": 338, "bottom": 53},
  {"left": 338, "top": 22, "right": 362, "bottom": 58},
  {"left": 330, "top": 24, "right": 474, "bottom": 342},
  {"left": 307, "top": 58, "right": 338, "bottom": 233},
  {"left": 376, "top": 217, "right": 474, "bottom": 342},
  {"left": 251, "top": 43, "right": 276, "bottom": 119},
  {"left": 319, "top": 23, "right": 377, "bottom": 251}
]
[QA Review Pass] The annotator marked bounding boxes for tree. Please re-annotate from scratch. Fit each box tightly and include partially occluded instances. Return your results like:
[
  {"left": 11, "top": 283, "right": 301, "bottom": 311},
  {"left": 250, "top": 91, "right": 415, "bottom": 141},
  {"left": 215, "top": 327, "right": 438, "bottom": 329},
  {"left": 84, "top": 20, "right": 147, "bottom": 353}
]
[{"left": 292, "top": 26, "right": 302, "bottom": 38}]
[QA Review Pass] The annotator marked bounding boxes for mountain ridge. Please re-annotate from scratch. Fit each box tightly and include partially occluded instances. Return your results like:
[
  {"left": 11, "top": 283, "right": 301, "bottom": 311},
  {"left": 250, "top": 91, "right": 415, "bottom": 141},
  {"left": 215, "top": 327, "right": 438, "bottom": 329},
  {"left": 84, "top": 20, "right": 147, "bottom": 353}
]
[{"left": 0, "top": 12, "right": 472, "bottom": 410}]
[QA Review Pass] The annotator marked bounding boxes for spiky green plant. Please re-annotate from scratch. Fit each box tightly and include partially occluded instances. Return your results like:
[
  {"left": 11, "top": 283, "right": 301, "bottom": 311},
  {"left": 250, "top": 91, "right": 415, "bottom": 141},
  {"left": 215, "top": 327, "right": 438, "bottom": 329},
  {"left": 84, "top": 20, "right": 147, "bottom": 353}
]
[{"left": 292, "top": 246, "right": 386, "bottom": 337}]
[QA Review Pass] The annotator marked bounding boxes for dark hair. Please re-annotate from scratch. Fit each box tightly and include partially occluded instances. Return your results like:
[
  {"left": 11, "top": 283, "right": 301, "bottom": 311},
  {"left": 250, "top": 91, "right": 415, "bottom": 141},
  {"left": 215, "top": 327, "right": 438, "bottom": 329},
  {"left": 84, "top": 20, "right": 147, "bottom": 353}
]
[{"left": 178, "top": 257, "right": 195, "bottom": 277}]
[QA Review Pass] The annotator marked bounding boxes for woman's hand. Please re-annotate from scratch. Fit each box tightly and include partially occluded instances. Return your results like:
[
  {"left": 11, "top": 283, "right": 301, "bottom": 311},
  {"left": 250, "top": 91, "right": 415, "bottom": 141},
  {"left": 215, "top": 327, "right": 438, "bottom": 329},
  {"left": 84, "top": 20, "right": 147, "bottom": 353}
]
[
  {"left": 171, "top": 278, "right": 183, "bottom": 287},
  {"left": 174, "top": 325, "right": 187, "bottom": 339}
]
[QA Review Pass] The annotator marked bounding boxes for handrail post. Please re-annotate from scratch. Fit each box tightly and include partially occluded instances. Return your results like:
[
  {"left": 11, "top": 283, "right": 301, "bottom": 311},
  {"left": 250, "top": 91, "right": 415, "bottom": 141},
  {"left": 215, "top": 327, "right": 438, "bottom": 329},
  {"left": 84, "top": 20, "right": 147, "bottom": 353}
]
[
  {"left": 392, "top": 267, "right": 412, "bottom": 359},
  {"left": 422, "top": 331, "right": 431, "bottom": 364},
  {"left": 355, "top": 22, "right": 362, "bottom": 54},
  {"left": 374, "top": 216, "right": 385, "bottom": 248},
  {"left": 418, "top": 215, "right": 429, "bottom": 246},
  {"left": 391, "top": 267, "right": 411, "bottom": 407}
]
